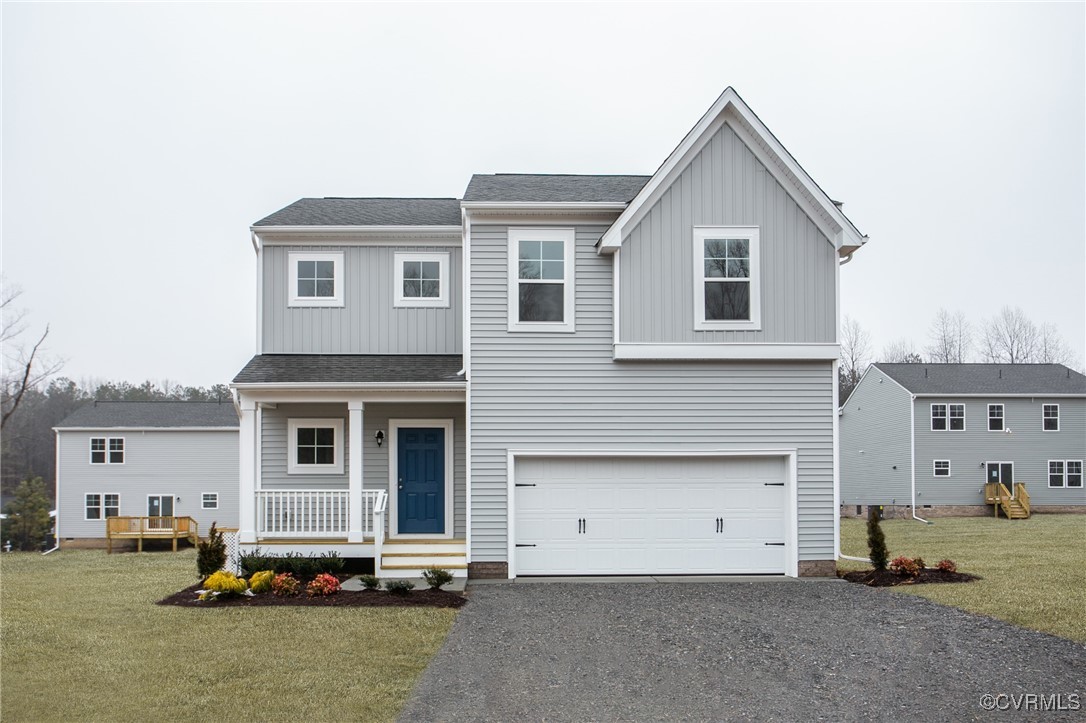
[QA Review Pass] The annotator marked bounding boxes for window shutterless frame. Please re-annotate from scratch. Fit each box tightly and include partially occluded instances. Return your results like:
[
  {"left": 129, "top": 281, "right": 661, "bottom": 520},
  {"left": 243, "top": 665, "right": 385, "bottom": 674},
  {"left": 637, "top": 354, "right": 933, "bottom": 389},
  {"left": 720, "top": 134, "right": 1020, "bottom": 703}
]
[
  {"left": 287, "top": 252, "right": 344, "bottom": 307},
  {"left": 1048, "top": 460, "right": 1065, "bottom": 488},
  {"left": 287, "top": 418, "right": 345, "bottom": 475},
  {"left": 931, "top": 403, "right": 964, "bottom": 431},
  {"left": 1066, "top": 461, "right": 1083, "bottom": 488},
  {"left": 933, "top": 460, "right": 950, "bottom": 477},
  {"left": 692, "top": 226, "right": 761, "bottom": 331},
  {"left": 988, "top": 404, "right": 1004, "bottom": 431},
  {"left": 507, "top": 228, "right": 576, "bottom": 333},
  {"left": 394, "top": 252, "right": 450, "bottom": 308},
  {"left": 90, "top": 437, "right": 124, "bottom": 464},
  {"left": 201, "top": 493, "right": 219, "bottom": 510},
  {"left": 1042, "top": 404, "right": 1059, "bottom": 431}
]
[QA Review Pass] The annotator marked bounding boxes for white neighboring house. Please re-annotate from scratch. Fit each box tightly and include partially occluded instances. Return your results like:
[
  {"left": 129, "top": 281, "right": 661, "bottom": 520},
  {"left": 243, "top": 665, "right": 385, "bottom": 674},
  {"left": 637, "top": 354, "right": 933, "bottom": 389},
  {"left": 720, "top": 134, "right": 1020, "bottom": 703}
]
[{"left": 53, "top": 401, "right": 239, "bottom": 548}]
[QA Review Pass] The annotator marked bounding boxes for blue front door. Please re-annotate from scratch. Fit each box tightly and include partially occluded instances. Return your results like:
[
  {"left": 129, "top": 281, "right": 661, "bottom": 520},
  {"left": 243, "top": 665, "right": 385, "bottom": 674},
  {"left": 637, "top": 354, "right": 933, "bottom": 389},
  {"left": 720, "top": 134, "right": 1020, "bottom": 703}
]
[{"left": 397, "top": 428, "right": 445, "bottom": 534}]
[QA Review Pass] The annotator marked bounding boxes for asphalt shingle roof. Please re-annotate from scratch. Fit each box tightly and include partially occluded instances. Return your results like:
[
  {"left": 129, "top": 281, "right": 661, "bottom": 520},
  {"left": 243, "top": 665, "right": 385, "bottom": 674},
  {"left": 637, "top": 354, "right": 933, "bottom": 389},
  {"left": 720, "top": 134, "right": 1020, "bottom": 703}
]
[
  {"left": 232, "top": 355, "right": 465, "bottom": 385},
  {"left": 463, "top": 174, "right": 650, "bottom": 203},
  {"left": 874, "top": 363, "right": 1086, "bottom": 396},
  {"left": 253, "top": 198, "right": 462, "bottom": 227},
  {"left": 56, "top": 401, "right": 239, "bottom": 429}
]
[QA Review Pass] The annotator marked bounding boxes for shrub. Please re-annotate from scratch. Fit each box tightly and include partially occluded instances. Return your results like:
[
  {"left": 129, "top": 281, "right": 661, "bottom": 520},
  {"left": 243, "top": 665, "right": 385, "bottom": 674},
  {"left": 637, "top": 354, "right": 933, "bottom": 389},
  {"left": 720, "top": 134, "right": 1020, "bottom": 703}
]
[
  {"left": 912, "top": 556, "right": 926, "bottom": 570},
  {"left": 890, "top": 556, "right": 921, "bottom": 578},
  {"left": 384, "top": 579, "right": 415, "bottom": 595},
  {"left": 249, "top": 570, "right": 275, "bottom": 593},
  {"left": 866, "top": 508, "right": 889, "bottom": 571},
  {"left": 316, "top": 552, "right": 345, "bottom": 575},
  {"left": 936, "top": 559, "right": 958, "bottom": 573},
  {"left": 358, "top": 574, "right": 381, "bottom": 590},
  {"left": 197, "top": 523, "right": 228, "bottom": 578},
  {"left": 201, "top": 571, "right": 248, "bottom": 599},
  {"left": 306, "top": 573, "right": 342, "bottom": 597},
  {"left": 421, "top": 567, "right": 454, "bottom": 590},
  {"left": 271, "top": 572, "right": 301, "bottom": 597},
  {"left": 239, "top": 548, "right": 276, "bottom": 577}
]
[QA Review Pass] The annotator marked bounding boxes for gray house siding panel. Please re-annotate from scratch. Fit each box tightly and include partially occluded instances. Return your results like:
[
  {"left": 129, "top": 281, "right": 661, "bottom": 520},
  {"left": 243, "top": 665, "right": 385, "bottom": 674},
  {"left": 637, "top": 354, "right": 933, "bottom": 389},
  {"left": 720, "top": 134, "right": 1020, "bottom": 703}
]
[
  {"left": 839, "top": 372, "right": 913, "bottom": 505},
  {"left": 619, "top": 122, "right": 836, "bottom": 345},
  {"left": 57, "top": 430, "right": 239, "bottom": 539},
  {"left": 261, "top": 403, "right": 350, "bottom": 488},
  {"left": 262, "top": 245, "right": 462, "bottom": 355},
  {"left": 469, "top": 223, "right": 836, "bottom": 564}
]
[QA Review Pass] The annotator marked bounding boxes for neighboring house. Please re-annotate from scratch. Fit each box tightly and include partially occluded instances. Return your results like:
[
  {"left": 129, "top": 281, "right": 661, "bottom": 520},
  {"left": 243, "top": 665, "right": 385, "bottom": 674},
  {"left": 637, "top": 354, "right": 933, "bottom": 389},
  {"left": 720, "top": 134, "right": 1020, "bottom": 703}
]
[
  {"left": 232, "top": 87, "right": 868, "bottom": 578},
  {"left": 54, "top": 401, "right": 240, "bottom": 548},
  {"left": 840, "top": 363, "right": 1086, "bottom": 517}
]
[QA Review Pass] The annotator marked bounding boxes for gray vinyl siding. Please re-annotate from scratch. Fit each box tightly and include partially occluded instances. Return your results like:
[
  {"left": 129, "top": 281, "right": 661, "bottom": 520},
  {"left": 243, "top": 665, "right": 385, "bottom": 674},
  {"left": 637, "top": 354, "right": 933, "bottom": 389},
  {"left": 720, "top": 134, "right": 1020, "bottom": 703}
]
[
  {"left": 469, "top": 223, "right": 836, "bottom": 564},
  {"left": 619, "top": 122, "right": 836, "bottom": 344},
  {"left": 839, "top": 372, "right": 913, "bottom": 505},
  {"left": 262, "top": 245, "right": 462, "bottom": 354},
  {"left": 56, "top": 430, "right": 238, "bottom": 539},
  {"left": 260, "top": 402, "right": 466, "bottom": 537}
]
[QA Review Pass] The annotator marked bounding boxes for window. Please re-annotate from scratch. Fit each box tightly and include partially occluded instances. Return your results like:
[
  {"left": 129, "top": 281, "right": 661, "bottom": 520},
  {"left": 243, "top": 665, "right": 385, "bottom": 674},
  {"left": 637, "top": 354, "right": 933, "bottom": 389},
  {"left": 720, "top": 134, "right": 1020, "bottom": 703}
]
[
  {"left": 1051, "top": 460, "right": 1083, "bottom": 488},
  {"left": 931, "top": 405, "right": 947, "bottom": 431},
  {"left": 508, "top": 228, "right": 575, "bottom": 333},
  {"left": 1043, "top": 404, "right": 1059, "bottom": 431},
  {"left": 948, "top": 404, "right": 965, "bottom": 430},
  {"left": 692, "top": 226, "right": 761, "bottom": 330},
  {"left": 90, "top": 437, "right": 124, "bottom": 464},
  {"left": 1049, "top": 461, "right": 1065, "bottom": 487},
  {"left": 201, "top": 493, "right": 219, "bottom": 510},
  {"left": 988, "top": 404, "right": 1004, "bottom": 431},
  {"left": 932, "top": 404, "right": 964, "bottom": 431},
  {"left": 287, "top": 418, "right": 344, "bottom": 474},
  {"left": 85, "top": 493, "right": 119, "bottom": 520},
  {"left": 1068, "top": 461, "right": 1083, "bottom": 488},
  {"left": 288, "top": 252, "right": 344, "bottom": 307},
  {"left": 933, "top": 460, "right": 950, "bottom": 477},
  {"left": 394, "top": 252, "right": 449, "bottom": 308}
]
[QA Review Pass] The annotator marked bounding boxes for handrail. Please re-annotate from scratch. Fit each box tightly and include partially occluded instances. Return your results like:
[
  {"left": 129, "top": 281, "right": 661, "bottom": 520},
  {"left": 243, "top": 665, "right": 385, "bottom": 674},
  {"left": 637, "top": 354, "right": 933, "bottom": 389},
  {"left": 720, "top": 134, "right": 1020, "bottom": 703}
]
[
  {"left": 1016, "top": 483, "right": 1031, "bottom": 515},
  {"left": 373, "top": 490, "right": 387, "bottom": 575}
]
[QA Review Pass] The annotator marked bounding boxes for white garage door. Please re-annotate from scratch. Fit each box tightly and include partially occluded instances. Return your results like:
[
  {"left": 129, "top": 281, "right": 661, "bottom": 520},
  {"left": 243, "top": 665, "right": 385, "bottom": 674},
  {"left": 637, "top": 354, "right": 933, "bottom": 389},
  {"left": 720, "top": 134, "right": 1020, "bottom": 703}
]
[{"left": 514, "top": 456, "right": 788, "bottom": 576}]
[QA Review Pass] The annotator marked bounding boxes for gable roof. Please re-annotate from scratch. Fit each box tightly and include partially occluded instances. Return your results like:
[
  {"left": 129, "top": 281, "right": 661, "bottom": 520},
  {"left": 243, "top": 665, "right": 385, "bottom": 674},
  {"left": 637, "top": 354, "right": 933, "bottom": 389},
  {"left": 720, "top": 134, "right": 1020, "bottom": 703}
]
[
  {"left": 253, "top": 198, "right": 462, "bottom": 227},
  {"left": 232, "top": 354, "right": 465, "bottom": 386},
  {"left": 873, "top": 363, "right": 1086, "bottom": 396},
  {"left": 597, "top": 87, "right": 867, "bottom": 256},
  {"left": 463, "top": 174, "right": 650, "bottom": 204},
  {"left": 55, "top": 401, "right": 239, "bottom": 429}
]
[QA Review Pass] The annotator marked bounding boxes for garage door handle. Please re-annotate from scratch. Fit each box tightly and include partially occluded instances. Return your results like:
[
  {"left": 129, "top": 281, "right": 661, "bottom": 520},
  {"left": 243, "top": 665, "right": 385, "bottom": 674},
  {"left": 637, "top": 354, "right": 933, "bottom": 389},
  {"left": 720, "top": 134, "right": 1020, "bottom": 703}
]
[
  {"left": 578, "top": 518, "right": 586, "bottom": 534},
  {"left": 716, "top": 517, "right": 723, "bottom": 533}
]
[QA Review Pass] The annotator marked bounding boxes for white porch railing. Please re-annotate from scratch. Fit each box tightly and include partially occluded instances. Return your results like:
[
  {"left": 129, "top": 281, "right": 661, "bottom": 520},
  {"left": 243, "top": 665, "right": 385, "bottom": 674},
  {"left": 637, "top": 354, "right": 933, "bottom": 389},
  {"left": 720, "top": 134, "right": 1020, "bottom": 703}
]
[{"left": 256, "top": 489, "right": 386, "bottom": 538}]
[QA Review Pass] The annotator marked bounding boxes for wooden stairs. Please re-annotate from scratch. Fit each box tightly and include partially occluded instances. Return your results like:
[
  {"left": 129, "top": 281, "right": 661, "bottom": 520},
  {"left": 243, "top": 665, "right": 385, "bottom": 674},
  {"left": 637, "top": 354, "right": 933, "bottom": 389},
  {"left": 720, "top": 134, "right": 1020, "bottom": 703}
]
[
  {"left": 379, "top": 538, "right": 468, "bottom": 578},
  {"left": 985, "top": 482, "right": 1031, "bottom": 519}
]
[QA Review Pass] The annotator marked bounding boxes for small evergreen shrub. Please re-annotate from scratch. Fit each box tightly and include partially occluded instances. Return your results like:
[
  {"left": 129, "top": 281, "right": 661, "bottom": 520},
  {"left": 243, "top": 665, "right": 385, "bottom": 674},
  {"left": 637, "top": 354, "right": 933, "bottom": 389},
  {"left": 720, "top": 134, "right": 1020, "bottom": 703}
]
[
  {"left": 866, "top": 508, "right": 889, "bottom": 572},
  {"left": 890, "top": 556, "right": 921, "bottom": 578},
  {"left": 936, "top": 559, "right": 957, "bottom": 573},
  {"left": 196, "top": 523, "right": 228, "bottom": 578},
  {"left": 249, "top": 570, "right": 275, "bottom": 593},
  {"left": 239, "top": 548, "right": 275, "bottom": 577},
  {"left": 384, "top": 579, "right": 415, "bottom": 595},
  {"left": 421, "top": 567, "right": 454, "bottom": 589},
  {"left": 316, "top": 552, "right": 345, "bottom": 575},
  {"left": 271, "top": 572, "right": 301, "bottom": 597},
  {"left": 306, "top": 573, "right": 342, "bottom": 597},
  {"left": 358, "top": 574, "right": 380, "bottom": 590},
  {"left": 200, "top": 571, "right": 248, "bottom": 600}
]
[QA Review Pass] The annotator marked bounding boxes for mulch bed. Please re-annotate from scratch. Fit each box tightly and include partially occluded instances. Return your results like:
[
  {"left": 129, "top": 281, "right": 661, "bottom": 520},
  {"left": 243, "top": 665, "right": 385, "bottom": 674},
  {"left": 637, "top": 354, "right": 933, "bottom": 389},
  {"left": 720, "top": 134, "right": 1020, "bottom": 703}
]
[
  {"left": 840, "top": 568, "right": 981, "bottom": 587},
  {"left": 157, "top": 582, "right": 466, "bottom": 608}
]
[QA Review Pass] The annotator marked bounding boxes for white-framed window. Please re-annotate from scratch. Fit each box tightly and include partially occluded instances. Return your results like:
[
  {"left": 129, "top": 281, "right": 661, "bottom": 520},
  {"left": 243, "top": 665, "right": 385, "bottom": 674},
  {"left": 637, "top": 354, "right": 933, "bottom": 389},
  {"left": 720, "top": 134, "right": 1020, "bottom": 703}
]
[
  {"left": 287, "top": 418, "right": 344, "bottom": 474},
  {"left": 508, "top": 228, "right": 575, "bottom": 333},
  {"left": 1050, "top": 460, "right": 1083, "bottom": 488},
  {"left": 988, "top": 404, "right": 1004, "bottom": 431},
  {"left": 1042, "top": 404, "right": 1059, "bottom": 431},
  {"left": 933, "top": 460, "right": 951, "bottom": 477},
  {"left": 85, "top": 493, "right": 119, "bottom": 520},
  {"left": 288, "top": 252, "right": 344, "bottom": 307},
  {"left": 90, "top": 437, "right": 124, "bottom": 464},
  {"left": 931, "top": 404, "right": 965, "bottom": 431},
  {"left": 1049, "top": 460, "right": 1065, "bottom": 487},
  {"left": 201, "top": 493, "right": 219, "bottom": 510},
  {"left": 394, "top": 252, "right": 449, "bottom": 308},
  {"left": 692, "top": 226, "right": 761, "bottom": 331},
  {"left": 1067, "top": 461, "right": 1083, "bottom": 488}
]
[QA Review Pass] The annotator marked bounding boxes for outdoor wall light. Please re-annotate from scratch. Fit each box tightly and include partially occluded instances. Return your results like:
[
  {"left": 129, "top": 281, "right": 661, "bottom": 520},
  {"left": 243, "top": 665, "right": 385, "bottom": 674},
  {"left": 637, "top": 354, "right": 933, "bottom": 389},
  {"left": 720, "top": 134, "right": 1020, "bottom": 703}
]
[{"left": 375, "top": 430, "right": 385, "bottom": 447}]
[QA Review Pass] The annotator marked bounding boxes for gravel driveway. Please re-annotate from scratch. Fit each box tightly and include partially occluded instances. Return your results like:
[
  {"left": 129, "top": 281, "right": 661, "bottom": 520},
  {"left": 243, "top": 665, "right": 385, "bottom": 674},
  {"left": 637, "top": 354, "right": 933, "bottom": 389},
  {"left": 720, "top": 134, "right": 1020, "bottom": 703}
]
[{"left": 399, "top": 580, "right": 1085, "bottom": 722}]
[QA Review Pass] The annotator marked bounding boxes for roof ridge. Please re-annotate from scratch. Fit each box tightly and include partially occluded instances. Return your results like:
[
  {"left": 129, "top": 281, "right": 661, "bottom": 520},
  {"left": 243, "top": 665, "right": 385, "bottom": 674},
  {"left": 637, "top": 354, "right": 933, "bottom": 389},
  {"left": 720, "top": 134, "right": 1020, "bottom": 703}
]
[
  {"left": 317, "top": 197, "right": 461, "bottom": 201},
  {"left": 484, "top": 173, "right": 651, "bottom": 178}
]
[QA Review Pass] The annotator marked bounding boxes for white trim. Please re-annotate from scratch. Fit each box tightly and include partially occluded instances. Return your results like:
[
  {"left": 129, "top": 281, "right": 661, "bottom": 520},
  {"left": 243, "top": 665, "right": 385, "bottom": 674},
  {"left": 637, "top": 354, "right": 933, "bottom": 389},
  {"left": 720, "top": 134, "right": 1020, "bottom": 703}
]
[
  {"left": 985, "top": 461, "right": 1015, "bottom": 496},
  {"left": 255, "top": 237, "right": 264, "bottom": 355},
  {"left": 507, "top": 227, "right": 576, "bottom": 334},
  {"left": 505, "top": 448, "right": 799, "bottom": 579},
  {"left": 146, "top": 493, "right": 175, "bottom": 517},
  {"left": 1043, "top": 403, "right": 1060, "bottom": 431},
  {"left": 255, "top": 226, "right": 462, "bottom": 241},
  {"left": 1063, "top": 460, "right": 1083, "bottom": 489},
  {"left": 393, "top": 252, "right": 450, "bottom": 308},
  {"left": 1048, "top": 459, "right": 1066, "bottom": 488},
  {"left": 692, "top": 227, "right": 761, "bottom": 331},
  {"left": 929, "top": 403, "right": 965, "bottom": 432},
  {"left": 231, "top": 382, "right": 465, "bottom": 391},
  {"left": 613, "top": 343, "right": 840, "bottom": 361},
  {"left": 286, "top": 418, "right": 345, "bottom": 475},
  {"left": 201, "top": 492, "right": 220, "bottom": 510},
  {"left": 83, "top": 492, "right": 120, "bottom": 521},
  {"left": 287, "top": 252, "right": 344, "bottom": 307},
  {"left": 54, "top": 430, "right": 62, "bottom": 539},
  {"left": 987, "top": 403, "right": 1005, "bottom": 432},
  {"left": 613, "top": 247, "right": 621, "bottom": 345},
  {"left": 461, "top": 201, "right": 627, "bottom": 212},
  {"left": 908, "top": 393, "right": 1086, "bottom": 399},
  {"left": 56, "top": 427, "right": 237, "bottom": 433},
  {"left": 831, "top": 359, "right": 840, "bottom": 566},
  {"left": 89, "top": 436, "right": 125, "bottom": 465},
  {"left": 388, "top": 419, "right": 455, "bottom": 540},
  {"left": 933, "top": 460, "right": 951, "bottom": 477}
]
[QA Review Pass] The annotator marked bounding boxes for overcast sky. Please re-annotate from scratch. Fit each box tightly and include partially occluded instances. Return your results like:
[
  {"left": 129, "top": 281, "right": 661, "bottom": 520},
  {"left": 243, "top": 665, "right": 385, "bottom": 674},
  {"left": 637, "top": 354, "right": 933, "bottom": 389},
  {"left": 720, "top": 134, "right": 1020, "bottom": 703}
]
[{"left": 3, "top": 2, "right": 1084, "bottom": 387}]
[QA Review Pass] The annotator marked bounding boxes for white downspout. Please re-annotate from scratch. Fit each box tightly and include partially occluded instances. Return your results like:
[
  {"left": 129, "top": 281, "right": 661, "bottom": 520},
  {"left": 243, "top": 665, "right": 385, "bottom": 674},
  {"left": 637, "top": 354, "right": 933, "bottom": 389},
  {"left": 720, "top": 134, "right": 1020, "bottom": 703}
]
[{"left": 910, "top": 394, "right": 931, "bottom": 524}]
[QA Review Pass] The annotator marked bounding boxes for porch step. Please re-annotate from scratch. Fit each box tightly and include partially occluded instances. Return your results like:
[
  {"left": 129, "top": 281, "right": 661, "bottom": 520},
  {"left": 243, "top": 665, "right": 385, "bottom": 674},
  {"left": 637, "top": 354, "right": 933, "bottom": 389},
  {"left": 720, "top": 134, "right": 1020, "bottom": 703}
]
[
  {"left": 381, "top": 563, "right": 467, "bottom": 570},
  {"left": 384, "top": 538, "right": 466, "bottom": 545},
  {"left": 381, "top": 539, "right": 466, "bottom": 555},
  {"left": 382, "top": 551, "right": 465, "bottom": 558}
]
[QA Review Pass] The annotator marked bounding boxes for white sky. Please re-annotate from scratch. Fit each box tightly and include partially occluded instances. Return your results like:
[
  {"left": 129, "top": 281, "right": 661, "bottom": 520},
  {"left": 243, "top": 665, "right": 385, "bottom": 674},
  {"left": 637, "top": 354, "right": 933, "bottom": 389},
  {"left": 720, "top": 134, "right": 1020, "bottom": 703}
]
[{"left": 3, "top": 2, "right": 1084, "bottom": 386}]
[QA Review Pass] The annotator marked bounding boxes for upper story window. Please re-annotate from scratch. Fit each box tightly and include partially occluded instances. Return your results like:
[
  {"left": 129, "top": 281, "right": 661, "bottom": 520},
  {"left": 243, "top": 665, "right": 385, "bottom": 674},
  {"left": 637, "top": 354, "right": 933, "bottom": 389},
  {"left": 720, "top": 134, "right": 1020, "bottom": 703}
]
[
  {"left": 394, "top": 252, "right": 449, "bottom": 308},
  {"left": 508, "top": 228, "right": 575, "bottom": 333},
  {"left": 1042, "top": 404, "right": 1059, "bottom": 431},
  {"left": 288, "top": 252, "right": 344, "bottom": 307},
  {"left": 931, "top": 403, "right": 965, "bottom": 431},
  {"left": 692, "top": 227, "right": 761, "bottom": 331},
  {"left": 287, "top": 418, "right": 344, "bottom": 474},
  {"left": 90, "top": 437, "right": 124, "bottom": 464},
  {"left": 988, "top": 404, "right": 1004, "bottom": 431}
]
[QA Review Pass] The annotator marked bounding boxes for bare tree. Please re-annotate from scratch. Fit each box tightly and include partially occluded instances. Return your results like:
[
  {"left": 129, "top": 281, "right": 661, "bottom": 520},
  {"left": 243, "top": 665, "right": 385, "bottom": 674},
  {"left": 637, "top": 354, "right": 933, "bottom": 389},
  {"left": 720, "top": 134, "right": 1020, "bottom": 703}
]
[
  {"left": 925, "top": 309, "right": 972, "bottom": 363},
  {"left": 839, "top": 316, "right": 872, "bottom": 404},
  {"left": 1, "top": 281, "right": 62, "bottom": 429},
  {"left": 1036, "top": 323, "right": 1077, "bottom": 366},
  {"left": 881, "top": 339, "right": 923, "bottom": 363},
  {"left": 980, "top": 306, "right": 1040, "bottom": 364}
]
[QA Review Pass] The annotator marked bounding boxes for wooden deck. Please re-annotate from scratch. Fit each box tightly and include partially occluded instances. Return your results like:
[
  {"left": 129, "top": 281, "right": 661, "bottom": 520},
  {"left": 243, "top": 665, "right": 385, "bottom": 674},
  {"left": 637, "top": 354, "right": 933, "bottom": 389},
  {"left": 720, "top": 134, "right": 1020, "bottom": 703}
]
[{"left": 106, "top": 516, "right": 199, "bottom": 553}]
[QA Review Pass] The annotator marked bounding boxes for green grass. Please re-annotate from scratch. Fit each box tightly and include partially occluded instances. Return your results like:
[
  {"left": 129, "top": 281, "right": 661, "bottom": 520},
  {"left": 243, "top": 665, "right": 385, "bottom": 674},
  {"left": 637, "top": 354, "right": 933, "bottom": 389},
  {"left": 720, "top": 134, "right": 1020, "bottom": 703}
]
[
  {"left": 840, "top": 514, "right": 1086, "bottom": 642},
  {"left": 0, "top": 550, "right": 457, "bottom": 722}
]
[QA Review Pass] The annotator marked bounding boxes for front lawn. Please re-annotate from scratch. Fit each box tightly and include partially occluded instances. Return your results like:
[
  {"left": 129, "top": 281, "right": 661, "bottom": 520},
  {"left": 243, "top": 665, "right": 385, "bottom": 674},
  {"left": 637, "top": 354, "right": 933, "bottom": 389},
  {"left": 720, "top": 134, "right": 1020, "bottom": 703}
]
[
  {"left": 0, "top": 550, "right": 457, "bottom": 722},
  {"left": 840, "top": 514, "right": 1086, "bottom": 642}
]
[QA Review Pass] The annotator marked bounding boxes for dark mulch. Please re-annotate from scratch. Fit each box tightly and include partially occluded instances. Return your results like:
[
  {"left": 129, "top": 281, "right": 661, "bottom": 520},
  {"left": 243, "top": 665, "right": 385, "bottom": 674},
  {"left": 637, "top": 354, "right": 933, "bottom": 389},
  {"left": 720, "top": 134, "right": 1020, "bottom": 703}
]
[
  {"left": 840, "top": 568, "right": 981, "bottom": 587},
  {"left": 157, "top": 582, "right": 466, "bottom": 608}
]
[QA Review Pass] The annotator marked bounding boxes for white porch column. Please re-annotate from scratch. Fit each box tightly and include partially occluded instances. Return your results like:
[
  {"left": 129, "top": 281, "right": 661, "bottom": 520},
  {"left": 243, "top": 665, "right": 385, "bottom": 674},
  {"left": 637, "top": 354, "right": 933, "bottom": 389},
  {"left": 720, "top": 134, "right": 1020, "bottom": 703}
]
[
  {"left": 348, "top": 401, "right": 365, "bottom": 543},
  {"left": 238, "top": 395, "right": 258, "bottom": 544}
]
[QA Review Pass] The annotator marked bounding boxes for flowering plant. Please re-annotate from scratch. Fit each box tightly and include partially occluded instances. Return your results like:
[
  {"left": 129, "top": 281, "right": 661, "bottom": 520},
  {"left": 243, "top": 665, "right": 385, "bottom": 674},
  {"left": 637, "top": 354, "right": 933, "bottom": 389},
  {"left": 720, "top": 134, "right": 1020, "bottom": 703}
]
[
  {"left": 306, "top": 573, "right": 341, "bottom": 597},
  {"left": 197, "top": 571, "right": 251, "bottom": 601},
  {"left": 936, "top": 559, "right": 957, "bottom": 573},
  {"left": 272, "top": 572, "right": 301, "bottom": 597},
  {"left": 889, "top": 556, "right": 921, "bottom": 578}
]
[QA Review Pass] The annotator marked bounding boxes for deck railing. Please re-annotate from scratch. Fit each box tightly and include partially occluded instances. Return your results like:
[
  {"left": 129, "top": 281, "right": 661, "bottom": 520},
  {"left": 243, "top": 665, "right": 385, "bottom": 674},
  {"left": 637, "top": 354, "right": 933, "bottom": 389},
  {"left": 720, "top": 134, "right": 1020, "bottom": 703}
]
[
  {"left": 256, "top": 489, "right": 385, "bottom": 538},
  {"left": 105, "top": 516, "right": 198, "bottom": 553}
]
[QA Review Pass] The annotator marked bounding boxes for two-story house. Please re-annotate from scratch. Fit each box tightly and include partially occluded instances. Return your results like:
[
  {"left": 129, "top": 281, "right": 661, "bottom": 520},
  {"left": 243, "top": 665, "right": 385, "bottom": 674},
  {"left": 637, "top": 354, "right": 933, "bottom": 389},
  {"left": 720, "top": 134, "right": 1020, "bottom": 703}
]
[
  {"left": 231, "top": 88, "right": 868, "bottom": 578},
  {"left": 840, "top": 363, "right": 1086, "bottom": 518}
]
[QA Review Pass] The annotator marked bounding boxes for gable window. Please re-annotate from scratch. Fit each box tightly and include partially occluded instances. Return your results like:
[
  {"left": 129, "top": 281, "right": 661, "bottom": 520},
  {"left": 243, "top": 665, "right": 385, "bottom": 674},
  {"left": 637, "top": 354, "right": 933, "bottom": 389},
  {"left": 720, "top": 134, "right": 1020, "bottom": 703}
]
[
  {"left": 933, "top": 460, "right": 950, "bottom": 477},
  {"left": 90, "top": 437, "right": 124, "bottom": 464},
  {"left": 201, "top": 493, "right": 219, "bottom": 510},
  {"left": 692, "top": 227, "right": 761, "bottom": 331},
  {"left": 85, "top": 493, "right": 119, "bottom": 520},
  {"left": 1042, "top": 404, "right": 1059, "bottom": 431},
  {"left": 988, "top": 404, "right": 1004, "bottom": 431},
  {"left": 508, "top": 228, "right": 575, "bottom": 333},
  {"left": 394, "top": 252, "right": 449, "bottom": 308},
  {"left": 287, "top": 418, "right": 344, "bottom": 474},
  {"left": 288, "top": 252, "right": 344, "bottom": 307}
]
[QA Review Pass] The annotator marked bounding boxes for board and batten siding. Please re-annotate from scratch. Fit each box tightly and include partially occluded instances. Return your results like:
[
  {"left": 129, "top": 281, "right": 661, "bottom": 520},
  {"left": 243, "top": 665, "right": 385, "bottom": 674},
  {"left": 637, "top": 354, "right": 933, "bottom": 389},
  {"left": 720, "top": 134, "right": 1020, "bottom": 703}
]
[
  {"left": 839, "top": 371, "right": 914, "bottom": 505},
  {"left": 57, "top": 430, "right": 238, "bottom": 540},
  {"left": 619, "top": 122, "right": 837, "bottom": 344},
  {"left": 468, "top": 223, "right": 836, "bottom": 564},
  {"left": 262, "top": 245, "right": 462, "bottom": 354}
]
